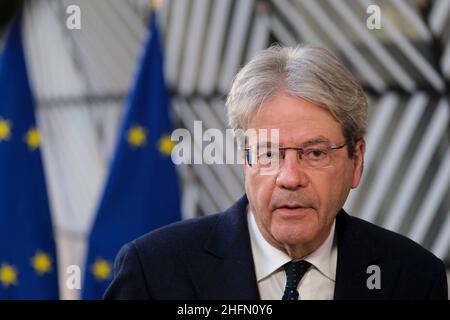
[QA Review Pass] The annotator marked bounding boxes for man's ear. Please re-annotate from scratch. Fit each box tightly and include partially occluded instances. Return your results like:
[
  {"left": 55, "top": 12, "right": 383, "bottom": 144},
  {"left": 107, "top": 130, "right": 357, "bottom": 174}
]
[{"left": 351, "top": 139, "right": 365, "bottom": 189}]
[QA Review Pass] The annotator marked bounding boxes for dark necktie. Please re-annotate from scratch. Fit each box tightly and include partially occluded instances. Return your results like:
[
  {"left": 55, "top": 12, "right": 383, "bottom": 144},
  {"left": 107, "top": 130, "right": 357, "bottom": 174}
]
[{"left": 282, "top": 260, "right": 312, "bottom": 300}]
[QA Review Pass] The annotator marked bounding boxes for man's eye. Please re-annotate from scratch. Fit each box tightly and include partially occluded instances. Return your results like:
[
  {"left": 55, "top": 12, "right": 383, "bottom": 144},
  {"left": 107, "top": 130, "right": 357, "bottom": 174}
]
[
  {"left": 259, "top": 152, "right": 273, "bottom": 158},
  {"left": 307, "top": 149, "right": 327, "bottom": 159}
]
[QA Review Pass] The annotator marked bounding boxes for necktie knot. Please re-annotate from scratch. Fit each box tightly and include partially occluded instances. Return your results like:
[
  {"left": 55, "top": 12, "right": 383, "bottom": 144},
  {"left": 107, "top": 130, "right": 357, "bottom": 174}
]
[{"left": 282, "top": 260, "right": 311, "bottom": 300}]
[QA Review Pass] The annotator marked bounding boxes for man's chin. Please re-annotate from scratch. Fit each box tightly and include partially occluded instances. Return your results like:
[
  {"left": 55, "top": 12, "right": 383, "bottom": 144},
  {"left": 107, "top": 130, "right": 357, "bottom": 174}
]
[{"left": 271, "top": 226, "right": 317, "bottom": 248}]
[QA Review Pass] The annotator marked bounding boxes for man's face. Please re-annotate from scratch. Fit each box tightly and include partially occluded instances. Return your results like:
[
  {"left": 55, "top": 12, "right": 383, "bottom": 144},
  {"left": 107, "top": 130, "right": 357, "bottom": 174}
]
[{"left": 244, "top": 93, "right": 365, "bottom": 256}]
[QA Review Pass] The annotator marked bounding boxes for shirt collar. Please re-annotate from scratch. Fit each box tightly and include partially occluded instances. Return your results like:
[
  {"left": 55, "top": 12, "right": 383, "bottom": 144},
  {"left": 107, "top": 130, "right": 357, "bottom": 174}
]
[
  {"left": 247, "top": 207, "right": 337, "bottom": 282},
  {"left": 302, "top": 219, "right": 336, "bottom": 281}
]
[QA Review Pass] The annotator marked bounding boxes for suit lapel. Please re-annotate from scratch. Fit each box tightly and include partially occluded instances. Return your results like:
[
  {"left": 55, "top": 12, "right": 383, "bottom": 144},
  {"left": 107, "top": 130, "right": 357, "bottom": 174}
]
[
  {"left": 333, "top": 211, "right": 400, "bottom": 299},
  {"left": 181, "top": 196, "right": 260, "bottom": 299}
]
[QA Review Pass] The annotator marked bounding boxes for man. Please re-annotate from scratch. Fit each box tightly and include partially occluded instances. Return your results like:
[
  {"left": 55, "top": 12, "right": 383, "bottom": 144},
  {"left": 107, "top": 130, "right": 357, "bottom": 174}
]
[{"left": 104, "top": 45, "right": 448, "bottom": 300}]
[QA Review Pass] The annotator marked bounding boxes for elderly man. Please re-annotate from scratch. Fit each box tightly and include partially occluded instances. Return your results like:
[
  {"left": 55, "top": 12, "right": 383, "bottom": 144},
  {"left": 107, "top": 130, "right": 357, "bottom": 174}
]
[{"left": 104, "top": 45, "right": 448, "bottom": 300}]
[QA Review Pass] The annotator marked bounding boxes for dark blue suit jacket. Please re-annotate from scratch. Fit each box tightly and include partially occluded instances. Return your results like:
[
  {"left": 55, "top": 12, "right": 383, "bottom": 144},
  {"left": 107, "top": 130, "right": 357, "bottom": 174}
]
[{"left": 104, "top": 195, "right": 448, "bottom": 299}]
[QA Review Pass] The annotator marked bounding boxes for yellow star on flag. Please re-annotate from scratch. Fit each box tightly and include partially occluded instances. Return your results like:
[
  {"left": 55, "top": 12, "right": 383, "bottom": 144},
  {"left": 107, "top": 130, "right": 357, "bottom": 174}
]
[
  {"left": 126, "top": 125, "right": 147, "bottom": 148},
  {"left": 25, "top": 127, "right": 40, "bottom": 150},
  {"left": 0, "top": 118, "right": 12, "bottom": 142},
  {"left": 30, "top": 251, "right": 52, "bottom": 275},
  {"left": 91, "top": 258, "right": 112, "bottom": 281},
  {"left": 158, "top": 133, "right": 175, "bottom": 156},
  {"left": 0, "top": 263, "right": 18, "bottom": 288}
]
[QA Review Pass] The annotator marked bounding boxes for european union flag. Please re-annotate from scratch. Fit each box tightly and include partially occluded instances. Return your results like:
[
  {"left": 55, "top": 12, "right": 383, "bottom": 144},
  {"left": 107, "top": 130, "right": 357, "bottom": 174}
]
[
  {"left": 82, "top": 12, "right": 182, "bottom": 299},
  {"left": 0, "top": 16, "right": 59, "bottom": 299}
]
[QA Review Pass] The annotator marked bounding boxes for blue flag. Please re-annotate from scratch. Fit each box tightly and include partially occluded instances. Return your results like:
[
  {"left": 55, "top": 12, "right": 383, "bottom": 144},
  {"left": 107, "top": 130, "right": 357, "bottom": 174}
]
[
  {"left": 0, "top": 16, "right": 59, "bottom": 299},
  {"left": 82, "top": 12, "right": 182, "bottom": 299}
]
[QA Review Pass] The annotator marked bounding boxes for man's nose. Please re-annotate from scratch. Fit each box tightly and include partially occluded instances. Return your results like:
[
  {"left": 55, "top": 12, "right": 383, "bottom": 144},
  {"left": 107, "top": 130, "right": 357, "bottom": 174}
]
[{"left": 275, "top": 150, "right": 310, "bottom": 190}]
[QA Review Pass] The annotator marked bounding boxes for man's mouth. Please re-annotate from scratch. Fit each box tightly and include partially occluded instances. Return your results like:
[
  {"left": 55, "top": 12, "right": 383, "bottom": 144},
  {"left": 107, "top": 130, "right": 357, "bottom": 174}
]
[
  {"left": 275, "top": 202, "right": 308, "bottom": 209},
  {"left": 280, "top": 204, "right": 303, "bottom": 209},
  {"left": 274, "top": 205, "right": 311, "bottom": 215}
]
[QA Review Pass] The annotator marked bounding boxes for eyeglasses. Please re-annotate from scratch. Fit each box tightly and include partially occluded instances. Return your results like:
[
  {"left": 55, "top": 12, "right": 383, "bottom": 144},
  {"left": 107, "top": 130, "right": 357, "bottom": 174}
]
[{"left": 244, "top": 142, "right": 347, "bottom": 169}]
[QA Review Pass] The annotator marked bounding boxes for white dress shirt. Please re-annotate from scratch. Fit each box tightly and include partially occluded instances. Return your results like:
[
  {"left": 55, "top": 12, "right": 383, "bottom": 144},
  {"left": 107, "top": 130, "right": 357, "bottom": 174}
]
[{"left": 247, "top": 208, "right": 337, "bottom": 300}]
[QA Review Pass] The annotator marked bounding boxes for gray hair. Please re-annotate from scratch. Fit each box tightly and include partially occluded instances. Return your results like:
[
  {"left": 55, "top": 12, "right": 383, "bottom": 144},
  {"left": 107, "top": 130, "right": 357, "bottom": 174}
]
[{"left": 226, "top": 44, "right": 368, "bottom": 156}]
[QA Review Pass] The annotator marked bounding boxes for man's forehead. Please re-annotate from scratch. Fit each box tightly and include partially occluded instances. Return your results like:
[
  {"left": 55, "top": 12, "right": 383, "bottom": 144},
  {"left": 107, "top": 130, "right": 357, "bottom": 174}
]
[{"left": 248, "top": 135, "right": 333, "bottom": 147}]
